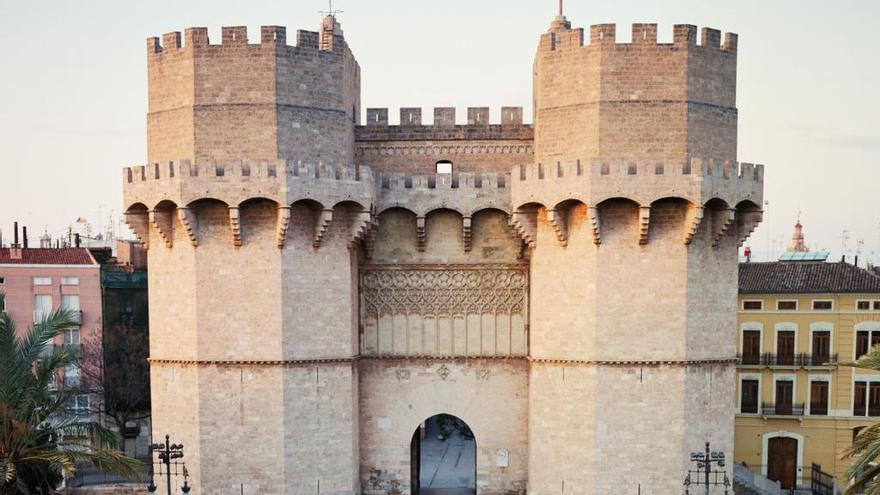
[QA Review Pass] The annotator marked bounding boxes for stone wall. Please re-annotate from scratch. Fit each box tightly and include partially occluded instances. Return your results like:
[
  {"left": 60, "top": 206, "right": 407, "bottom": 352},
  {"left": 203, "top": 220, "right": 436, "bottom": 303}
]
[{"left": 359, "top": 358, "right": 528, "bottom": 495}]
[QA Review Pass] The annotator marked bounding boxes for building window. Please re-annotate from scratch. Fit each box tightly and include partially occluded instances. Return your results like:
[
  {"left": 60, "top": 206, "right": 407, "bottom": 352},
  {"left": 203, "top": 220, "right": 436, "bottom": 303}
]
[
  {"left": 0, "top": 276, "right": 5, "bottom": 285},
  {"left": 60, "top": 277, "right": 79, "bottom": 286},
  {"left": 811, "top": 330, "right": 831, "bottom": 365},
  {"left": 33, "top": 277, "right": 52, "bottom": 286},
  {"left": 436, "top": 160, "right": 453, "bottom": 174},
  {"left": 34, "top": 294, "right": 53, "bottom": 322},
  {"left": 741, "top": 379, "right": 759, "bottom": 414},
  {"left": 776, "top": 330, "right": 796, "bottom": 366},
  {"left": 810, "top": 381, "right": 829, "bottom": 415},
  {"left": 65, "top": 394, "right": 89, "bottom": 418},
  {"left": 63, "top": 365, "right": 80, "bottom": 388},
  {"left": 63, "top": 328, "right": 80, "bottom": 347},
  {"left": 858, "top": 301, "right": 871, "bottom": 311},
  {"left": 777, "top": 300, "right": 797, "bottom": 311},
  {"left": 856, "top": 330, "right": 880, "bottom": 359},
  {"left": 876, "top": 301, "right": 880, "bottom": 311},
  {"left": 854, "top": 382, "right": 880, "bottom": 417},
  {"left": 743, "top": 300, "right": 763, "bottom": 311},
  {"left": 742, "top": 330, "right": 762, "bottom": 365},
  {"left": 0, "top": 293, "right": 5, "bottom": 313},
  {"left": 812, "top": 300, "right": 832, "bottom": 311},
  {"left": 775, "top": 379, "right": 794, "bottom": 415}
]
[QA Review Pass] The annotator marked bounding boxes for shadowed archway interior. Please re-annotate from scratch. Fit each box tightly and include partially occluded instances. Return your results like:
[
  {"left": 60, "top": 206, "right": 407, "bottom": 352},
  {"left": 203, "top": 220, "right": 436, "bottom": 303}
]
[{"left": 411, "top": 414, "right": 476, "bottom": 495}]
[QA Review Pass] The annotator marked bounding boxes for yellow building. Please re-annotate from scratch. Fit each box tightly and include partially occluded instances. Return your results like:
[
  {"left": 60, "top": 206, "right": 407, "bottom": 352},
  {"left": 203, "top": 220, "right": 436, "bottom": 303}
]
[{"left": 735, "top": 253, "right": 880, "bottom": 490}]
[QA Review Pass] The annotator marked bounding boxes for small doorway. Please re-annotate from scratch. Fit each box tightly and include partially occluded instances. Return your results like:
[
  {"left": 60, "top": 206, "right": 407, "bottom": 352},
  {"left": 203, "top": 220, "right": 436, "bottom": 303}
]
[
  {"left": 767, "top": 437, "right": 798, "bottom": 489},
  {"left": 410, "top": 414, "right": 476, "bottom": 495}
]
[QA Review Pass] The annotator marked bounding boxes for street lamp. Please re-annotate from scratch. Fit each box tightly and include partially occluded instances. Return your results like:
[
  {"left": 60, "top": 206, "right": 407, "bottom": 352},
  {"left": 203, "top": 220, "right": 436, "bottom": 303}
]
[
  {"left": 684, "top": 442, "right": 730, "bottom": 495},
  {"left": 148, "top": 434, "right": 184, "bottom": 495}
]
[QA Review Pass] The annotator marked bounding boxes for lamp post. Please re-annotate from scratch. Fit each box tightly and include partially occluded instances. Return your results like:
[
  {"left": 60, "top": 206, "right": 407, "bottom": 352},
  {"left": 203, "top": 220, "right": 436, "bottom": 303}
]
[
  {"left": 148, "top": 434, "right": 184, "bottom": 495},
  {"left": 684, "top": 442, "right": 730, "bottom": 495}
]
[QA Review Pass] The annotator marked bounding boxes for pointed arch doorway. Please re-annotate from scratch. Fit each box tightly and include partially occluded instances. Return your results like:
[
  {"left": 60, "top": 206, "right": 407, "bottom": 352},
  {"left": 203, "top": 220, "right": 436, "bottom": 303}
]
[{"left": 410, "top": 414, "right": 476, "bottom": 495}]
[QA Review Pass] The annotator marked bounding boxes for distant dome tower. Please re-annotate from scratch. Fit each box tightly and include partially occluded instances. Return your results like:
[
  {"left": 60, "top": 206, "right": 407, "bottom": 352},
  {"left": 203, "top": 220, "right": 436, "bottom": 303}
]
[{"left": 786, "top": 218, "right": 809, "bottom": 252}]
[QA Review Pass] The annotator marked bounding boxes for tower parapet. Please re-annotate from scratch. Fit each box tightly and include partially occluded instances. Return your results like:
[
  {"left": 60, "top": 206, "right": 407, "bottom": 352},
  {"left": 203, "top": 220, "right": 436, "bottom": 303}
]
[
  {"left": 147, "top": 22, "right": 360, "bottom": 165},
  {"left": 534, "top": 22, "right": 738, "bottom": 164}
]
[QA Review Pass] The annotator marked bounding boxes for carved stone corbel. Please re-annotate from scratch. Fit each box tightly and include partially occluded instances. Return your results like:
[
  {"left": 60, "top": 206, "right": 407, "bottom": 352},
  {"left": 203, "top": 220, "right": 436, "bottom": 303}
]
[
  {"left": 509, "top": 211, "right": 537, "bottom": 249},
  {"left": 124, "top": 212, "right": 150, "bottom": 250},
  {"left": 546, "top": 209, "right": 568, "bottom": 247},
  {"left": 416, "top": 216, "right": 427, "bottom": 252},
  {"left": 712, "top": 208, "right": 736, "bottom": 248},
  {"left": 276, "top": 206, "right": 291, "bottom": 249},
  {"left": 348, "top": 210, "right": 373, "bottom": 249},
  {"left": 639, "top": 206, "right": 651, "bottom": 245},
  {"left": 148, "top": 209, "right": 173, "bottom": 248},
  {"left": 736, "top": 209, "right": 764, "bottom": 247},
  {"left": 683, "top": 206, "right": 704, "bottom": 245},
  {"left": 228, "top": 207, "right": 241, "bottom": 247},
  {"left": 313, "top": 209, "right": 334, "bottom": 248},
  {"left": 587, "top": 206, "right": 601, "bottom": 245},
  {"left": 177, "top": 207, "right": 198, "bottom": 247}
]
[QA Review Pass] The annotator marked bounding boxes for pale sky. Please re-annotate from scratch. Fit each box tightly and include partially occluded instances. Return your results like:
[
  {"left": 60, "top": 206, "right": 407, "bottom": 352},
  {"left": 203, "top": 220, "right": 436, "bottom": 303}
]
[{"left": 0, "top": 0, "right": 877, "bottom": 263}]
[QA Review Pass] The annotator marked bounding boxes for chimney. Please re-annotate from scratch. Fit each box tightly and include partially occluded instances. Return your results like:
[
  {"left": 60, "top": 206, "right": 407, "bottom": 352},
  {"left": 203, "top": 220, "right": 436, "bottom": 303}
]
[
  {"left": 22, "top": 226, "right": 28, "bottom": 249},
  {"left": 744, "top": 246, "right": 752, "bottom": 262},
  {"left": 13, "top": 221, "right": 19, "bottom": 248},
  {"left": 75, "top": 233, "right": 81, "bottom": 248}
]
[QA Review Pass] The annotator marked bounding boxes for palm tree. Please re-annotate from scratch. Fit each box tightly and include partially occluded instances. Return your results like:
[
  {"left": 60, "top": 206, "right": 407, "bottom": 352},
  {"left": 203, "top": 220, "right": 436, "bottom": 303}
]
[
  {"left": 0, "top": 302, "right": 142, "bottom": 494},
  {"left": 843, "top": 346, "right": 880, "bottom": 495}
]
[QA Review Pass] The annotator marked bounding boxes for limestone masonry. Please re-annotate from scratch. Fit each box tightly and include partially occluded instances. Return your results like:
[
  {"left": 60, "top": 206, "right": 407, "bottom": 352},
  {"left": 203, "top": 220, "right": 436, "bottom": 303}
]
[{"left": 123, "top": 12, "right": 764, "bottom": 494}]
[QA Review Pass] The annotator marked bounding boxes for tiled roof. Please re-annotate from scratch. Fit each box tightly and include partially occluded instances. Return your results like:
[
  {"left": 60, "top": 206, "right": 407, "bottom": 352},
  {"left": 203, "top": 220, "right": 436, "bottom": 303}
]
[
  {"left": 0, "top": 248, "right": 97, "bottom": 265},
  {"left": 739, "top": 261, "right": 880, "bottom": 294}
]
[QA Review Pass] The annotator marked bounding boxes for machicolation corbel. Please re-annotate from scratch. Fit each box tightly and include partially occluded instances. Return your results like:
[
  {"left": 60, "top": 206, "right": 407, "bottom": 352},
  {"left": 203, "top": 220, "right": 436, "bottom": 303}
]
[
  {"left": 276, "top": 206, "right": 291, "bottom": 249},
  {"left": 229, "top": 207, "right": 242, "bottom": 247},
  {"left": 313, "top": 209, "right": 334, "bottom": 249},
  {"left": 178, "top": 207, "right": 198, "bottom": 247}
]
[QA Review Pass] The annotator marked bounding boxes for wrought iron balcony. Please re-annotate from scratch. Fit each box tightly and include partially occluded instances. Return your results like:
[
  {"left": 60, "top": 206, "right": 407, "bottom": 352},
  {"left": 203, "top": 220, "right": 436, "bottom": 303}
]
[
  {"left": 761, "top": 402, "right": 805, "bottom": 417},
  {"left": 736, "top": 353, "right": 838, "bottom": 368}
]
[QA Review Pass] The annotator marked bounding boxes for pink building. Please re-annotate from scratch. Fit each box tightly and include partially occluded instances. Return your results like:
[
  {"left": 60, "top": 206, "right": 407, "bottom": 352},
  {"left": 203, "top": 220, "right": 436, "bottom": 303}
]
[{"left": 0, "top": 247, "right": 102, "bottom": 416}]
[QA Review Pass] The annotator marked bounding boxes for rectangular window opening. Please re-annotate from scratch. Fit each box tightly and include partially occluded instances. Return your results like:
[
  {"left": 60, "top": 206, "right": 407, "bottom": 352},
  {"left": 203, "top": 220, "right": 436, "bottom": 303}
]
[
  {"left": 33, "top": 277, "right": 52, "bottom": 286},
  {"left": 777, "top": 300, "right": 797, "bottom": 311},
  {"left": 810, "top": 381, "right": 829, "bottom": 416},
  {"left": 812, "top": 300, "right": 832, "bottom": 311},
  {"left": 743, "top": 300, "right": 763, "bottom": 311},
  {"left": 741, "top": 379, "right": 759, "bottom": 414}
]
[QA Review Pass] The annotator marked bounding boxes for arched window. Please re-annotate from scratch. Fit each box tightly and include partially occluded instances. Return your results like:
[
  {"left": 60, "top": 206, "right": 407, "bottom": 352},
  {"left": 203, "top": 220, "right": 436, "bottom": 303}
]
[{"left": 436, "top": 160, "right": 453, "bottom": 174}]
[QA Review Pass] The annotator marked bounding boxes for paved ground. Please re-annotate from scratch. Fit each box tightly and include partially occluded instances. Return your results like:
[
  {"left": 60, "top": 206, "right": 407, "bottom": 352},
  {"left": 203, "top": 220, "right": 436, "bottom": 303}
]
[{"left": 418, "top": 417, "right": 476, "bottom": 495}]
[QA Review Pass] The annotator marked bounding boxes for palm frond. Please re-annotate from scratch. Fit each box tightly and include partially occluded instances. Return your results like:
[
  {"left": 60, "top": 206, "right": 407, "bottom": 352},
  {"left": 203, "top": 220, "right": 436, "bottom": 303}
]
[{"left": 841, "top": 345, "right": 880, "bottom": 372}]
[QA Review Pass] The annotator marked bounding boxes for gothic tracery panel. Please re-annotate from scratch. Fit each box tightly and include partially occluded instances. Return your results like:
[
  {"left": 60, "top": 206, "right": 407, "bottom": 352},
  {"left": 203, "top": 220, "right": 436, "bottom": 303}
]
[{"left": 361, "top": 266, "right": 528, "bottom": 357}]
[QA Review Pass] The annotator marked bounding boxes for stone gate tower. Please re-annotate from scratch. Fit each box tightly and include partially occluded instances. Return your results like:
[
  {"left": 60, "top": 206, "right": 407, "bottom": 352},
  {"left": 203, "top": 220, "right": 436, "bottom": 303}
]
[{"left": 123, "top": 11, "right": 764, "bottom": 495}]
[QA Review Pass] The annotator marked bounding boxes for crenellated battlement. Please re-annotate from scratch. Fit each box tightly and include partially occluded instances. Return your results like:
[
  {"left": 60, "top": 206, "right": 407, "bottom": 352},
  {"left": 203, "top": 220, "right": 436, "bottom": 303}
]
[
  {"left": 123, "top": 159, "right": 375, "bottom": 214},
  {"left": 146, "top": 20, "right": 360, "bottom": 165},
  {"left": 376, "top": 171, "right": 511, "bottom": 223},
  {"left": 540, "top": 23, "right": 737, "bottom": 54},
  {"left": 512, "top": 158, "right": 762, "bottom": 211},
  {"left": 147, "top": 24, "right": 345, "bottom": 55},
  {"left": 356, "top": 107, "right": 532, "bottom": 145}
]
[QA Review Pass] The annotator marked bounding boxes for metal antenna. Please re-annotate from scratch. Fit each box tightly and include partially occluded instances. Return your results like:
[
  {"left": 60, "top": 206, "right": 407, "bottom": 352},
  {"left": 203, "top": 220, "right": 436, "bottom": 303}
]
[
  {"left": 320, "top": 0, "right": 343, "bottom": 18},
  {"left": 559, "top": 0, "right": 564, "bottom": 17}
]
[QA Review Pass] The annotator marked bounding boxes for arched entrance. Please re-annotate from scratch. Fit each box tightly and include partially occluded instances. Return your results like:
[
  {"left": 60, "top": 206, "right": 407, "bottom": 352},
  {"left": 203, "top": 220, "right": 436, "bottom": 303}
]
[
  {"left": 767, "top": 437, "right": 798, "bottom": 489},
  {"left": 410, "top": 414, "right": 476, "bottom": 495}
]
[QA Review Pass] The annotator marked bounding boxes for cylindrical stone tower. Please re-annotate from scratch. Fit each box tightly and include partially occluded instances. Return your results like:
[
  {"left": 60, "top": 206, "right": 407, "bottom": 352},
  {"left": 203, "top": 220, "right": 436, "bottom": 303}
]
[
  {"left": 516, "top": 14, "right": 764, "bottom": 494},
  {"left": 124, "top": 18, "right": 371, "bottom": 493}
]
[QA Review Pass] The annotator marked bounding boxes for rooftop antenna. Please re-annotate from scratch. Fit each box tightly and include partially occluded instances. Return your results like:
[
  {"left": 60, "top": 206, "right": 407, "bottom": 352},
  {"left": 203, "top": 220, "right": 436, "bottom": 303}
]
[
  {"left": 559, "top": 0, "right": 564, "bottom": 17},
  {"left": 842, "top": 229, "right": 850, "bottom": 260},
  {"left": 319, "top": 0, "right": 343, "bottom": 18}
]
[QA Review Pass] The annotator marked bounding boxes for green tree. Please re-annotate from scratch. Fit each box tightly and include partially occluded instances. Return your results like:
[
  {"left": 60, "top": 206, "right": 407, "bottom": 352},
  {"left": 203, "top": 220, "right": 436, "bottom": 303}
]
[
  {"left": 0, "top": 302, "right": 141, "bottom": 494},
  {"left": 843, "top": 346, "right": 880, "bottom": 495}
]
